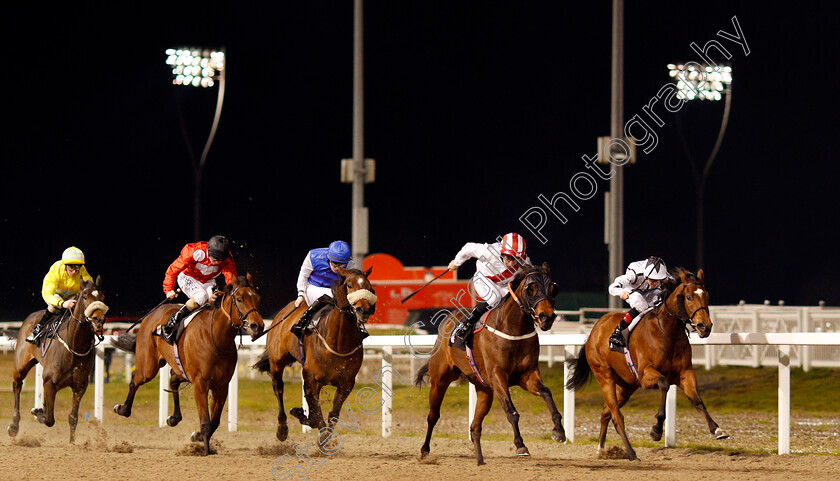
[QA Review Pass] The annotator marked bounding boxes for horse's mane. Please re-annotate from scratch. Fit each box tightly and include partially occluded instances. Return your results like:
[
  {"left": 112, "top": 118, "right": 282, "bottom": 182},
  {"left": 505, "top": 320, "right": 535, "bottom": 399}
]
[
  {"left": 663, "top": 267, "right": 699, "bottom": 292},
  {"left": 223, "top": 275, "right": 253, "bottom": 292},
  {"left": 510, "top": 263, "right": 549, "bottom": 291}
]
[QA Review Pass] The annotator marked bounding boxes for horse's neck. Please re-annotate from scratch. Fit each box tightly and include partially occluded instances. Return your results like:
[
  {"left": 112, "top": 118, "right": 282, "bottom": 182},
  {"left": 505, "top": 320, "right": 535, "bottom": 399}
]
[
  {"left": 61, "top": 311, "right": 93, "bottom": 349},
  {"left": 653, "top": 299, "right": 687, "bottom": 340},
  {"left": 210, "top": 307, "right": 237, "bottom": 345},
  {"left": 321, "top": 308, "right": 357, "bottom": 347},
  {"left": 489, "top": 297, "right": 532, "bottom": 336}
]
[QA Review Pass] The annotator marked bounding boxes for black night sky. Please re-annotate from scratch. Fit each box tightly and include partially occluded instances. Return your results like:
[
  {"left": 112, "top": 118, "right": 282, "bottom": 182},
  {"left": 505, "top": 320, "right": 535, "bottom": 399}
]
[{"left": 1, "top": 2, "right": 838, "bottom": 320}]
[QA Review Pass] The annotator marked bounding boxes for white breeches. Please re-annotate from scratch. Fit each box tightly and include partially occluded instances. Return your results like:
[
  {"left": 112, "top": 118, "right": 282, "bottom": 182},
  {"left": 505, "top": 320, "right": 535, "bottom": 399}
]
[
  {"left": 177, "top": 272, "right": 217, "bottom": 305},
  {"left": 471, "top": 273, "right": 506, "bottom": 309},
  {"left": 302, "top": 284, "right": 334, "bottom": 306}
]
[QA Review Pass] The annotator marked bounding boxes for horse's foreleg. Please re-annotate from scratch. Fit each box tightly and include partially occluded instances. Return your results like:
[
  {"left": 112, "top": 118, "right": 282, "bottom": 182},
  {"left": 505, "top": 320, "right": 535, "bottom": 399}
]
[
  {"left": 650, "top": 376, "right": 670, "bottom": 441},
  {"left": 327, "top": 381, "right": 355, "bottom": 429},
  {"left": 35, "top": 381, "right": 58, "bottom": 427},
  {"left": 598, "top": 380, "right": 637, "bottom": 461},
  {"left": 303, "top": 380, "right": 326, "bottom": 430},
  {"left": 68, "top": 383, "right": 88, "bottom": 444},
  {"left": 489, "top": 370, "right": 529, "bottom": 457},
  {"left": 190, "top": 380, "right": 213, "bottom": 456},
  {"left": 469, "top": 387, "right": 493, "bottom": 466},
  {"left": 8, "top": 358, "right": 37, "bottom": 437},
  {"left": 420, "top": 366, "right": 459, "bottom": 459},
  {"left": 167, "top": 371, "right": 186, "bottom": 427},
  {"left": 208, "top": 384, "right": 228, "bottom": 442},
  {"left": 271, "top": 367, "right": 289, "bottom": 441},
  {"left": 679, "top": 369, "right": 729, "bottom": 439},
  {"left": 520, "top": 370, "right": 566, "bottom": 443}
]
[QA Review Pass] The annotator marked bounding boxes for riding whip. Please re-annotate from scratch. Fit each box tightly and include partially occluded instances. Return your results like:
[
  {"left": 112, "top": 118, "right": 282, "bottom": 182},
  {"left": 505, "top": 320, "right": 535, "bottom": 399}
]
[
  {"left": 401, "top": 270, "right": 450, "bottom": 303},
  {"left": 122, "top": 289, "right": 180, "bottom": 333}
]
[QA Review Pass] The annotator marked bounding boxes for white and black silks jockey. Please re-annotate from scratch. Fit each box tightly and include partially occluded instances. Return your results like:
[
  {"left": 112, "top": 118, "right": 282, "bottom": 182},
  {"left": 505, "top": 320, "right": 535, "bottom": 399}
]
[
  {"left": 290, "top": 240, "right": 367, "bottom": 339},
  {"left": 447, "top": 232, "right": 531, "bottom": 350},
  {"left": 607, "top": 256, "right": 672, "bottom": 352}
]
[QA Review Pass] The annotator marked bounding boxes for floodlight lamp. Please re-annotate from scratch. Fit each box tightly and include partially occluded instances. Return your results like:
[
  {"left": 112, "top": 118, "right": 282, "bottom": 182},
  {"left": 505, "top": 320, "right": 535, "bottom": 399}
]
[
  {"left": 667, "top": 63, "right": 732, "bottom": 101},
  {"left": 165, "top": 47, "right": 225, "bottom": 88}
]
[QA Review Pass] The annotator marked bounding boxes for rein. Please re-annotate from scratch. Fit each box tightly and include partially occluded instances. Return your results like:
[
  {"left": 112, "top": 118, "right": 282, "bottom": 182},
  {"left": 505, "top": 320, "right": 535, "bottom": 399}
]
[
  {"left": 56, "top": 291, "right": 107, "bottom": 357},
  {"left": 663, "top": 282, "right": 710, "bottom": 335},
  {"left": 488, "top": 271, "right": 556, "bottom": 340},
  {"left": 209, "top": 287, "right": 254, "bottom": 354}
]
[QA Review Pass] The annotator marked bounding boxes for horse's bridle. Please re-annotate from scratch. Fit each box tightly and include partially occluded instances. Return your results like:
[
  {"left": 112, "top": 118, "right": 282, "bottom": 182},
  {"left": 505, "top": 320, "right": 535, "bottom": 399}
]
[
  {"left": 507, "top": 272, "right": 557, "bottom": 321},
  {"left": 338, "top": 274, "right": 376, "bottom": 324},
  {"left": 57, "top": 287, "right": 108, "bottom": 356},
  {"left": 225, "top": 285, "right": 260, "bottom": 328},
  {"left": 665, "top": 282, "right": 709, "bottom": 329}
]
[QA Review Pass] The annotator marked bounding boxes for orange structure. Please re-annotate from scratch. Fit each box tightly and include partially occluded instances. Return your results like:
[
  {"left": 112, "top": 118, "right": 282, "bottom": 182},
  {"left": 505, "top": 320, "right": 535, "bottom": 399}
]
[{"left": 361, "top": 253, "right": 475, "bottom": 326}]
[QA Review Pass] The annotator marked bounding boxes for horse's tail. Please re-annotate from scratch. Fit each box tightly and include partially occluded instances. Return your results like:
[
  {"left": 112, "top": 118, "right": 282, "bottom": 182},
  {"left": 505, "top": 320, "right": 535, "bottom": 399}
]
[
  {"left": 414, "top": 362, "right": 430, "bottom": 387},
  {"left": 565, "top": 344, "right": 593, "bottom": 391},
  {"left": 110, "top": 333, "right": 137, "bottom": 353},
  {"left": 252, "top": 350, "right": 270, "bottom": 373}
]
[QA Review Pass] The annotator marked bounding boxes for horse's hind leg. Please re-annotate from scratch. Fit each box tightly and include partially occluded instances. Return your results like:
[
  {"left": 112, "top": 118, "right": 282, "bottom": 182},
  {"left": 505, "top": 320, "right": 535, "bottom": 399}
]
[
  {"left": 420, "top": 366, "right": 460, "bottom": 459},
  {"left": 520, "top": 369, "right": 566, "bottom": 442},
  {"left": 8, "top": 357, "right": 37, "bottom": 437},
  {"left": 469, "top": 387, "right": 493, "bottom": 466},
  {"left": 167, "top": 371, "right": 188, "bottom": 427},
  {"left": 679, "top": 368, "right": 729, "bottom": 439}
]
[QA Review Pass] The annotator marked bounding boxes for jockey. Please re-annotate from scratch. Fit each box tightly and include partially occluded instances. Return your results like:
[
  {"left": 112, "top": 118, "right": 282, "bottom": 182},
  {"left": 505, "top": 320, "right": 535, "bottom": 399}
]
[
  {"left": 608, "top": 256, "right": 671, "bottom": 352},
  {"left": 447, "top": 232, "right": 530, "bottom": 350},
  {"left": 160, "top": 235, "right": 237, "bottom": 343},
  {"left": 290, "top": 240, "right": 361, "bottom": 339},
  {"left": 26, "top": 246, "right": 94, "bottom": 344}
]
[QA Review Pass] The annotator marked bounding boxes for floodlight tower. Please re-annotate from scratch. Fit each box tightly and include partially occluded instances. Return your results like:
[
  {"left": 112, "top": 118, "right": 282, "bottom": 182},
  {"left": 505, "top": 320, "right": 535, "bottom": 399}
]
[
  {"left": 165, "top": 47, "right": 226, "bottom": 240},
  {"left": 667, "top": 63, "right": 732, "bottom": 269}
]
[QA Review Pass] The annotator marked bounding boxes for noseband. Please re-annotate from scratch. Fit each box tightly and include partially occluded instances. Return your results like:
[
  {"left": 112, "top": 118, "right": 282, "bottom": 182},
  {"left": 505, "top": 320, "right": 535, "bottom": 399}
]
[{"left": 59, "top": 289, "right": 109, "bottom": 356}]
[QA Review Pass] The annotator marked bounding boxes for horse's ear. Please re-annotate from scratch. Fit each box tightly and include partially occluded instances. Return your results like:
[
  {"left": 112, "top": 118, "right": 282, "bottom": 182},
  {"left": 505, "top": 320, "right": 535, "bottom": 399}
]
[
  {"left": 541, "top": 262, "right": 550, "bottom": 274},
  {"left": 95, "top": 275, "right": 102, "bottom": 288},
  {"left": 364, "top": 267, "right": 372, "bottom": 277},
  {"left": 336, "top": 266, "right": 351, "bottom": 278},
  {"left": 678, "top": 268, "right": 688, "bottom": 284},
  {"left": 697, "top": 269, "right": 704, "bottom": 284},
  {"left": 246, "top": 272, "right": 255, "bottom": 287}
]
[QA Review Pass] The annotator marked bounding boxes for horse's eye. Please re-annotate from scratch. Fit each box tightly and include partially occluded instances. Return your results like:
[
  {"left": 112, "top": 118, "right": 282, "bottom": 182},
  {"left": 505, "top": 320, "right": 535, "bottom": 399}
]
[{"left": 236, "top": 297, "right": 243, "bottom": 303}]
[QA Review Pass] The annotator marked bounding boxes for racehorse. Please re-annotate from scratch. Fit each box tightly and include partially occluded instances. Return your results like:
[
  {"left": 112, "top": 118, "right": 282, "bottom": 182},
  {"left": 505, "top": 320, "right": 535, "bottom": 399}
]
[
  {"left": 253, "top": 267, "right": 376, "bottom": 441},
  {"left": 415, "top": 263, "right": 565, "bottom": 466},
  {"left": 565, "top": 268, "right": 728, "bottom": 461},
  {"left": 8, "top": 277, "right": 108, "bottom": 443},
  {"left": 112, "top": 273, "right": 263, "bottom": 455}
]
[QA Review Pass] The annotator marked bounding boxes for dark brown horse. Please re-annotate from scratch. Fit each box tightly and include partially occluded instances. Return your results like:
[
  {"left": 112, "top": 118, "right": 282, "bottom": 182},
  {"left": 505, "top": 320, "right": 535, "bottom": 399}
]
[
  {"left": 253, "top": 267, "right": 376, "bottom": 441},
  {"left": 112, "top": 274, "right": 263, "bottom": 455},
  {"left": 8, "top": 277, "right": 108, "bottom": 443},
  {"left": 415, "top": 264, "right": 565, "bottom": 466},
  {"left": 565, "top": 268, "right": 728, "bottom": 461}
]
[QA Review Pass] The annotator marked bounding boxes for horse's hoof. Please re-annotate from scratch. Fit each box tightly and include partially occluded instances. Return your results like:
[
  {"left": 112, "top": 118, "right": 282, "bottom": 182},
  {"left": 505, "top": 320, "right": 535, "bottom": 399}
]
[
  {"left": 714, "top": 427, "right": 730, "bottom": 440},
  {"left": 650, "top": 426, "right": 663, "bottom": 441},
  {"left": 516, "top": 446, "right": 530, "bottom": 457},
  {"left": 477, "top": 459, "right": 486, "bottom": 466},
  {"left": 552, "top": 429, "right": 566, "bottom": 443},
  {"left": 420, "top": 451, "right": 429, "bottom": 460},
  {"left": 166, "top": 416, "right": 181, "bottom": 427},
  {"left": 30, "top": 408, "right": 42, "bottom": 417},
  {"left": 190, "top": 431, "right": 204, "bottom": 443},
  {"left": 276, "top": 425, "right": 288, "bottom": 442},
  {"left": 8, "top": 425, "right": 18, "bottom": 437}
]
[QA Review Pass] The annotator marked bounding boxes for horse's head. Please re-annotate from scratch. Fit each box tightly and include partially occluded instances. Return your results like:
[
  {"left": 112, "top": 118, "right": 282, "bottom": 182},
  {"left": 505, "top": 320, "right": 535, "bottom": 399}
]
[
  {"left": 335, "top": 266, "right": 377, "bottom": 326},
  {"left": 667, "top": 268, "right": 712, "bottom": 338},
  {"left": 224, "top": 273, "right": 264, "bottom": 341},
  {"left": 78, "top": 275, "right": 108, "bottom": 337},
  {"left": 509, "top": 262, "right": 559, "bottom": 331}
]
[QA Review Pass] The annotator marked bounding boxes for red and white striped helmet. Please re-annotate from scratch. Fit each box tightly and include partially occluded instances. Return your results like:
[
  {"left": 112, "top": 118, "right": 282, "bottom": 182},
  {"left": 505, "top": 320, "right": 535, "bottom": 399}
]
[{"left": 499, "top": 233, "right": 526, "bottom": 259}]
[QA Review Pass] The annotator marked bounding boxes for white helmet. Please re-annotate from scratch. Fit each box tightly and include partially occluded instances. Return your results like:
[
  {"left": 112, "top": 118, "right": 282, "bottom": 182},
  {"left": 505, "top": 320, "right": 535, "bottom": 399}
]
[{"left": 643, "top": 256, "right": 668, "bottom": 280}]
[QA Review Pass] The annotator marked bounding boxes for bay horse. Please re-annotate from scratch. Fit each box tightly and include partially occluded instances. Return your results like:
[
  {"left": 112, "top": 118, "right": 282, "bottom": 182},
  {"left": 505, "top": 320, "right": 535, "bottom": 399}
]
[
  {"left": 112, "top": 273, "right": 263, "bottom": 455},
  {"left": 253, "top": 267, "right": 376, "bottom": 441},
  {"left": 415, "top": 263, "right": 565, "bottom": 466},
  {"left": 8, "top": 276, "right": 108, "bottom": 443},
  {"left": 565, "top": 268, "right": 728, "bottom": 461}
]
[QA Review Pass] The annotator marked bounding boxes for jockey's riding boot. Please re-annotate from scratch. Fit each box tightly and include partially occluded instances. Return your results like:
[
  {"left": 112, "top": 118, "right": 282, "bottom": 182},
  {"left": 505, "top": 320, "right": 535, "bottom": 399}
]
[
  {"left": 291, "top": 295, "right": 331, "bottom": 339},
  {"left": 451, "top": 302, "right": 489, "bottom": 350},
  {"left": 26, "top": 310, "right": 54, "bottom": 344},
  {"left": 163, "top": 304, "right": 191, "bottom": 342},
  {"left": 609, "top": 313, "right": 634, "bottom": 352}
]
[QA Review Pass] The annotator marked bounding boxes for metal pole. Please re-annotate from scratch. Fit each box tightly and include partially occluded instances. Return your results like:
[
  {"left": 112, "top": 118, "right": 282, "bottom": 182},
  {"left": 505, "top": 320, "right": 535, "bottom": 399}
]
[
  {"left": 194, "top": 49, "right": 226, "bottom": 240},
  {"left": 352, "top": 0, "right": 368, "bottom": 261},
  {"left": 608, "top": 0, "right": 624, "bottom": 308}
]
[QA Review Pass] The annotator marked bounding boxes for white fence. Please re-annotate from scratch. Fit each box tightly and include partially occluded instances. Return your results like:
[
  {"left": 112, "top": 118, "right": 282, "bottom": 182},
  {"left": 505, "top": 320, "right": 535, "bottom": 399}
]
[{"left": 2, "top": 331, "right": 840, "bottom": 456}]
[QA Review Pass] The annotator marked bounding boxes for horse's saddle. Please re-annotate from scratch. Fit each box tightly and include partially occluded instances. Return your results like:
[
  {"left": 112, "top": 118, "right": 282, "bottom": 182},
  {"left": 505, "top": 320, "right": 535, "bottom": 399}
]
[
  {"left": 307, "top": 302, "right": 336, "bottom": 331},
  {"left": 153, "top": 305, "right": 208, "bottom": 344}
]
